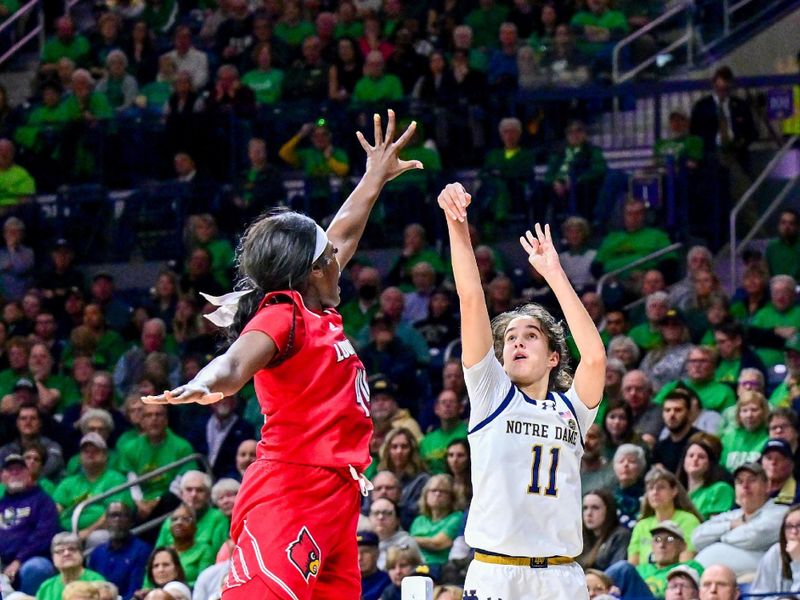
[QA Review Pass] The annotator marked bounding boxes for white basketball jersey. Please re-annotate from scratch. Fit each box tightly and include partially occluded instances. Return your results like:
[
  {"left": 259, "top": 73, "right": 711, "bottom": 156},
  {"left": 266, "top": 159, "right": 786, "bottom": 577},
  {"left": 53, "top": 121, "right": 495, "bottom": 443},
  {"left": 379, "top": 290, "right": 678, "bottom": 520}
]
[{"left": 463, "top": 349, "right": 597, "bottom": 558}]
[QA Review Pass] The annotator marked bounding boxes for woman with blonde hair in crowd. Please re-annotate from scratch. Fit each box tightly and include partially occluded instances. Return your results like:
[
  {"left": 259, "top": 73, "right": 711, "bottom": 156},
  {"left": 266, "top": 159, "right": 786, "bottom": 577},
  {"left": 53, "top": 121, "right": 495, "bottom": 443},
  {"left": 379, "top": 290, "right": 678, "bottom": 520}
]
[
  {"left": 410, "top": 474, "right": 463, "bottom": 567},
  {"left": 720, "top": 390, "right": 770, "bottom": 472},
  {"left": 627, "top": 466, "right": 702, "bottom": 565},
  {"left": 676, "top": 432, "right": 734, "bottom": 520},
  {"left": 62, "top": 581, "right": 100, "bottom": 600},
  {"left": 378, "top": 427, "right": 430, "bottom": 524}
]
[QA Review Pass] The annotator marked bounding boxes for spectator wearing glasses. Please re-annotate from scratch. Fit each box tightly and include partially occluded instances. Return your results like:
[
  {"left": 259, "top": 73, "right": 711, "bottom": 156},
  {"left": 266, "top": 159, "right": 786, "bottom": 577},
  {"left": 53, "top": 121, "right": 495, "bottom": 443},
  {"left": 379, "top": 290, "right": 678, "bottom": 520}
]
[
  {"left": 665, "top": 564, "right": 700, "bottom": 600},
  {"left": 767, "top": 408, "right": 800, "bottom": 480},
  {"left": 654, "top": 347, "right": 736, "bottom": 414},
  {"left": 37, "top": 533, "right": 105, "bottom": 600},
  {"left": 358, "top": 531, "right": 391, "bottom": 600},
  {"left": 751, "top": 503, "right": 800, "bottom": 596},
  {"left": 409, "top": 474, "right": 462, "bottom": 566},
  {"left": 368, "top": 497, "right": 419, "bottom": 570}
]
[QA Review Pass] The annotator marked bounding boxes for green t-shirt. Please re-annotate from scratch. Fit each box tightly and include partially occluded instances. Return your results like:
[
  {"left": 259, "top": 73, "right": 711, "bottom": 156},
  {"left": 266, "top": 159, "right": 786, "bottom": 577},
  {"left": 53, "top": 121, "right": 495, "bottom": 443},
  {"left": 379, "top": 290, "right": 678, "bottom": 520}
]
[
  {"left": 715, "top": 357, "right": 741, "bottom": 387},
  {"left": 139, "top": 81, "right": 172, "bottom": 111},
  {"left": 419, "top": 423, "right": 468, "bottom": 474},
  {"left": 36, "top": 569, "right": 105, "bottom": 600},
  {"left": 61, "top": 92, "right": 114, "bottom": 121},
  {"left": 0, "top": 164, "right": 36, "bottom": 207},
  {"left": 653, "top": 379, "right": 736, "bottom": 412},
  {"left": 65, "top": 449, "right": 121, "bottom": 477},
  {"left": 409, "top": 511, "right": 463, "bottom": 565},
  {"left": 352, "top": 74, "right": 404, "bottom": 105},
  {"left": 117, "top": 429, "right": 195, "bottom": 500},
  {"left": 15, "top": 103, "right": 67, "bottom": 150},
  {"left": 720, "top": 426, "right": 769, "bottom": 472},
  {"left": 48, "top": 373, "right": 82, "bottom": 413},
  {"left": 334, "top": 21, "right": 363, "bottom": 39},
  {"left": 242, "top": 68, "right": 284, "bottom": 105},
  {"left": 273, "top": 20, "right": 314, "bottom": 47},
  {"left": 296, "top": 147, "right": 349, "bottom": 179},
  {"left": 769, "top": 379, "right": 796, "bottom": 408},
  {"left": 53, "top": 467, "right": 132, "bottom": 531},
  {"left": 595, "top": 227, "right": 675, "bottom": 274},
  {"left": 179, "top": 542, "right": 215, "bottom": 586},
  {"left": 689, "top": 481, "right": 735, "bottom": 520},
  {"left": 156, "top": 506, "right": 230, "bottom": 554},
  {"left": 198, "top": 238, "right": 235, "bottom": 290},
  {"left": 636, "top": 560, "right": 704, "bottom": 597},
  {"left": 766, "top": 237, "right": 800, "bottom": 280},
  {"left": 464, "top": 5, "right": 509, "bottom": 48},
  {"left": 750, "top": 303, "right": 800, "bottom": 367},
  {"left": 627, "top": 510, "right": 701, "bottom": 562},
  {"left": 0, "top": 368, "right": 27, "bottom": 396},
  {"left": 570, "top": 9, "right": 629, "bottom": 56},
  {"left": 41, "top": 34, "right": 90, "bottom": 65},
  {"left": 339, "top": 300, "right": 379, "bottom": 339},
  {"left": 628, "top": 322, "right": 664, "bottom": 352},
  {"left": 654, "top": 135, "right": 704, "bottom": 163}
]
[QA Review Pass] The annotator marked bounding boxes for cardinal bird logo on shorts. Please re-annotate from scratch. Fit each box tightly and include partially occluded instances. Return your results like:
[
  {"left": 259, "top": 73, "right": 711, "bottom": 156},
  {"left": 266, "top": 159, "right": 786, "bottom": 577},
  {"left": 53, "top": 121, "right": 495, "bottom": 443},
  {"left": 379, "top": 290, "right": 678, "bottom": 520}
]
[{"left": 286, "top": 526, "right": 322, "bottom": 582}]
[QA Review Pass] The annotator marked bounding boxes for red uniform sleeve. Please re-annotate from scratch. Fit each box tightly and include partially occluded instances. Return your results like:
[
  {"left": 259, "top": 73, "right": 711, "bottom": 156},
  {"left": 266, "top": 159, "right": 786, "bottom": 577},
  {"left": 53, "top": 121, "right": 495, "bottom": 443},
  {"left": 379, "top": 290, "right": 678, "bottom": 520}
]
[{"left": 242, "top": 301, "right": 306, "bottom": 356}]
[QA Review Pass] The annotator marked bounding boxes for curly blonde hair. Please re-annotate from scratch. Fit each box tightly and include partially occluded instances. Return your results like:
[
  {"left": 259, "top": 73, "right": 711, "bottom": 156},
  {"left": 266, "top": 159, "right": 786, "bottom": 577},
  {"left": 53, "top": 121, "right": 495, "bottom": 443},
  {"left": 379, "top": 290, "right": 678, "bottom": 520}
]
[{"left": 490, "top": 303, "right": 572, "bottom": 392}]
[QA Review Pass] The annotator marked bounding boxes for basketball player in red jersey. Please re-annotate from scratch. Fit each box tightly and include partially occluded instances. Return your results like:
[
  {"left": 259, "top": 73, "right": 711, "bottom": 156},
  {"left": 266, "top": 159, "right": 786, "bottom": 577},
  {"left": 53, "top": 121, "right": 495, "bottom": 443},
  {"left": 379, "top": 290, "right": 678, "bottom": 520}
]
[{"left": 142, "top": 111, "right": 422, "bottom": 600}]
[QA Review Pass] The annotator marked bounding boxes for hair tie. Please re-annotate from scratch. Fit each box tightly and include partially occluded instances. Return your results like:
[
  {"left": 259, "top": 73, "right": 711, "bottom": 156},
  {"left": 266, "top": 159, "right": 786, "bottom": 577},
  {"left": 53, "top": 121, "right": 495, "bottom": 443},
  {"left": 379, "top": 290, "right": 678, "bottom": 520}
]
[{"left": 200, "top": 289, "right": 255, "bottom": 327}]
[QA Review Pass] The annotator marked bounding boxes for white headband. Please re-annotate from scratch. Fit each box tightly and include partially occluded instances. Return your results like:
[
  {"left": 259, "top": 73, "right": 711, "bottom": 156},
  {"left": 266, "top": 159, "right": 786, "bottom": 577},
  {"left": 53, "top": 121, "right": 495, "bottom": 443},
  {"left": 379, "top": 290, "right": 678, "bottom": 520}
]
[
  {"left": 313, "top": 223, "right": 328, "bottom": 263},
  {"left": 202, "top": 223, "right": 329, "bottom": 328}
]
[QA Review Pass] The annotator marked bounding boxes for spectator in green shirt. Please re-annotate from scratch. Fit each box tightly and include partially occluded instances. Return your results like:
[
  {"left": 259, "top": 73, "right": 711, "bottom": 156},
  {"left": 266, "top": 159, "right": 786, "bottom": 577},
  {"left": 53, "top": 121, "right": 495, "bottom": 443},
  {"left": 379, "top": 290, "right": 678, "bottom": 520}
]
[
  {"left": 15, "top": 81, "right": 67, "bottom": 153},
  {"left": 0, "top": 138, "right": 35, "bottom": 208},
  {"left": 0, "top": 0, "right": 19, "bottom": 21},
  {"left": 241, "top": 43, "right": 284, "bottom": 105},
  {"left": 594, "top": 198, "right": 677, "bottom": 276},
  {"left": 186, "top": 214, "right": 234, "bottom": 290},
  {"left": 386, "top": 223, "right": 447, "bottom": 291},
  {"left": 339, "top": 265, "right": 381, "bottom": 339},
  {"left": 163, "top": 503, "right": 214, "bottom": 586},
  {"left": 654, "top": 111, "right": 704, "bottom": 168},
  {"left": 653, "top": 346, "right": 736, "bottom": 413},
  {"left": 36, "top": 532, "right": 106, "bottom": 600},
  {"left": 766, "top": 209, "right": 800, "bottom": 280},
  {"left": 544, "top": 119, "right": 607, "bottom": 222},
  {"left": 569, "top": 0, "right": 629, "bottom": 60},
  {"left": 480, "top": 117, "right": 537, "bottom": 228},
  {"left": 409, "top": 474, "right": 463, "bottom": 565},
  {"left": 117, "top": 403, "right": 195, "bottom": 519},
  {"left": 53, "top": 432, "right": 132, "bottom": 542},
  {"left": 677, "top": 432, "right": 735, "bottom": 521},
  {"left": 40, "top": 16, "right": 90, "bottom": 71},
  {"left": 750, "top": 275, "right": 800, "bottom": 368},
  {"left": 420, "top": 390, "right": 467, "bottom": 474},
  {"left": 464, "top": 0, "right": 509, "bottom": 50},
  {"left": 334, "top": 1, "right": 363, "bottom": 40},
  {"left": 154, "top": 470, "right": 230, "bottom": 555},
  {"left": 274, "top": 0, "right": 315, "bottom": 49},
  {"left": 635, "top": 521, "right": 703, "bottom": 598},
  {"left": 352, "top": 51, "right": 404, "bottom": 107},
  {"left": 628, "top": 292, "right": 669, "bottom": 353}
]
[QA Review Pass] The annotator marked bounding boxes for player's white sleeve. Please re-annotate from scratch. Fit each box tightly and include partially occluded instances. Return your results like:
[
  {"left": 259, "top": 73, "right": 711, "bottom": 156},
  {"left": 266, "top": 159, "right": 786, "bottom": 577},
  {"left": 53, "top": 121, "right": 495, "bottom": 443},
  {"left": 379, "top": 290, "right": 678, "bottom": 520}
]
[
  {"left": 463, "top": 347, "right": 513, "bottom": 431},
  {"left": 563, "top": 385, "right": 599, "bottom": 441}
]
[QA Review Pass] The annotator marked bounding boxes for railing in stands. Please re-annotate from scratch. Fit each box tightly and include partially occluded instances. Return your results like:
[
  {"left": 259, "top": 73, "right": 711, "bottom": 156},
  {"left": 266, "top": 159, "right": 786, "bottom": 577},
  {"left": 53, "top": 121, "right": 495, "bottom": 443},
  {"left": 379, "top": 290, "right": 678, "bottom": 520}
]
[
  {"left": 70, "top": 453, "right": 211, "bottom": 536},
  {"left": 0, "top": 0, "right": 44, "bottom": 67},
  {"left": 728, "top": 135, "right": 799, "bottom": 292},
  {"left": 596, "top": 242, "right": 683, "bottom": 298},
  {"left": 612, "top": 1, "right": 693, "bottom": 85}
]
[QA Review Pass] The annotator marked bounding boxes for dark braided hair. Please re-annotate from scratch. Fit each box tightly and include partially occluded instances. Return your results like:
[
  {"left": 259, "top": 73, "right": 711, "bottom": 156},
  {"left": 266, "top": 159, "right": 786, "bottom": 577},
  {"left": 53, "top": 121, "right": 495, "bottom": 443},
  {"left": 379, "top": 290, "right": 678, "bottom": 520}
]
[{"left": 225, "top": 209, "right": 329, "bottom": 366}]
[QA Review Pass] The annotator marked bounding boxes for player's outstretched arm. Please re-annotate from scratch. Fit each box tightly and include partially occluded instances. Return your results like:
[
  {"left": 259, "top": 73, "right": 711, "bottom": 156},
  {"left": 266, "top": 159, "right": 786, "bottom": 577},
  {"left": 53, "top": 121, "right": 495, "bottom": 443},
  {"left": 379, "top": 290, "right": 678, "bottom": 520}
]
[
  {"left": 327, "top": 109, "right": 422, "bottom": 269},
  {"left": 520, "top": 224, "right": 606, "bottom": 408},
  {"left": 142, "top": 330, "right": 276, "bottom": 405},
  {"left": 437, "top": 182, "right": 493, "bottom": 368}
]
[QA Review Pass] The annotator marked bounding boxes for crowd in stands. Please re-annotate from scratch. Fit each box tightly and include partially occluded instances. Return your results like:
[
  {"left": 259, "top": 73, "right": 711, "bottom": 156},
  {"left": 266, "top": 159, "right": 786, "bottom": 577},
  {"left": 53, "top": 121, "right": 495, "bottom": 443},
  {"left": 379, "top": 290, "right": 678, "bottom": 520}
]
[{"left": 0, "top": 0, "right": 758, "bottom": 252}]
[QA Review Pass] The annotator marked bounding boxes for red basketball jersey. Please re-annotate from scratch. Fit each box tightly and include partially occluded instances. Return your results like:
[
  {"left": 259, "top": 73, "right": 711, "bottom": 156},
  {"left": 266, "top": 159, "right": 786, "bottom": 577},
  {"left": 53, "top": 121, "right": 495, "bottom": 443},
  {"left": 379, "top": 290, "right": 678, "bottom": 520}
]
[{"left": 241, "top": 290, "right": 372, "bottom": 470}]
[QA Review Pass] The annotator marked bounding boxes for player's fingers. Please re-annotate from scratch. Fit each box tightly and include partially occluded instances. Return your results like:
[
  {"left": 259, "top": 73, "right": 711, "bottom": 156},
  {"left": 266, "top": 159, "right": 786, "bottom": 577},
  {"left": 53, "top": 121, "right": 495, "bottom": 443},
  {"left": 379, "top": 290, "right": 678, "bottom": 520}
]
[
  {"left": 519, "top": 236, "right": 534, "bottom": 254},
  {"left": 544, "top": 223, "right": 551, "bottom": 241},
  {"left": 373, "top": 113, "right": 383, "bottom": 146},
  {"left": 141, "top": 394, "right": 167, "bottom": 404},
  {"left": 534, "top": 222, "right": 546, "bottom": 243},
  {"left": 355, "top": 130, "right": 371, "bottom": 152},
  {"left": 394, "top": 119, "right": 417, "bottom": 148},
  {"left": 203, "top": 392, "right": 225, "bottom": 404},
  {"left": 384, "top": 108, "right": 395, "bottom": 145}
]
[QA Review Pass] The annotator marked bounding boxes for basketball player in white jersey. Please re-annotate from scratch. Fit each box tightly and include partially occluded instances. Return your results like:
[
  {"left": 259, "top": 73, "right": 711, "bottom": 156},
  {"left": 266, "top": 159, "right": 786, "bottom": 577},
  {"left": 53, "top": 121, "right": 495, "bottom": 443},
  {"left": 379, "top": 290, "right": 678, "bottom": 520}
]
[{"left": 437, "top": 183, "right": 606, "bottom": 600}]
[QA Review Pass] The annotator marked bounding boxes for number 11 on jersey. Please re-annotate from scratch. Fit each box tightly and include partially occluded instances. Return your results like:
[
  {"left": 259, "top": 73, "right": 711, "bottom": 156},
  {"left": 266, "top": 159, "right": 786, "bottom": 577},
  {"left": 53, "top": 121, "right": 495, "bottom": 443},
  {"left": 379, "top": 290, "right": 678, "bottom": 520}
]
[{"left": 528, "top": 445, "right": 560, "bottom": 497}]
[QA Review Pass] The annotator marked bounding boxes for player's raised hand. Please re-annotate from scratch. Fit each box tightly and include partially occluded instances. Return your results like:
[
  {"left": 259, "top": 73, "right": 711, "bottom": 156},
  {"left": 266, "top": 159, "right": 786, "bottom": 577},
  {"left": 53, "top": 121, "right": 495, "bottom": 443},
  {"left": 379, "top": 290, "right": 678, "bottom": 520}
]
[
  {"left": 437, "top": 182, "right": 471, "bottom": 223},
  {"left": 142, "top": 383, "right": 224, "bottom": 406},
  {"left": 520, "top": 223, "right": 562, "bottom": 279},
  {"left": 356, "top": 109, "right": 423, "bottom": 182}
]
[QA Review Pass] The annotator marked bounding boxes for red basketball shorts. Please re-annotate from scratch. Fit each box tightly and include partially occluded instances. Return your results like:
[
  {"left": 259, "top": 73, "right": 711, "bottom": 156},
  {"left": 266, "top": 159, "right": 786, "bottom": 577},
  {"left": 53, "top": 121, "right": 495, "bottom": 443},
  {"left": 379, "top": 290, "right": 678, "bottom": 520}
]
[{"left": 221, "top": 459, "right": 363, "bottom": 600}]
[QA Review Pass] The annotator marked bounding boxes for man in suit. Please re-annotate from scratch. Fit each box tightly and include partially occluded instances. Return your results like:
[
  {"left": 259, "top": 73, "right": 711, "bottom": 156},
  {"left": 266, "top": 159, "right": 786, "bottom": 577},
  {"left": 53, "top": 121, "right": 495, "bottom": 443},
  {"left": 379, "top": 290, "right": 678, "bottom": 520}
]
[
  {"left": 690, "top": 65, "right": 757, "bottom": 244},
  {"left": 188, "top": 394, "right": 255, "bottom": 479}
]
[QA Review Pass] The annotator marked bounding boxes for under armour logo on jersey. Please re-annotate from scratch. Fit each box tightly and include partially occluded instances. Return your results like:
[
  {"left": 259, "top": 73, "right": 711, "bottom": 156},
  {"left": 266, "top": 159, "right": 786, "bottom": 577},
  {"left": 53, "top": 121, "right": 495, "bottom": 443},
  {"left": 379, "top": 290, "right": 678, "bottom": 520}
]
[
  {"left": 540, "top": 400, "right": 557, "bottom": 411},
  {"left": 462, "top": 592, "right": 503, "bottom": 600}
]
